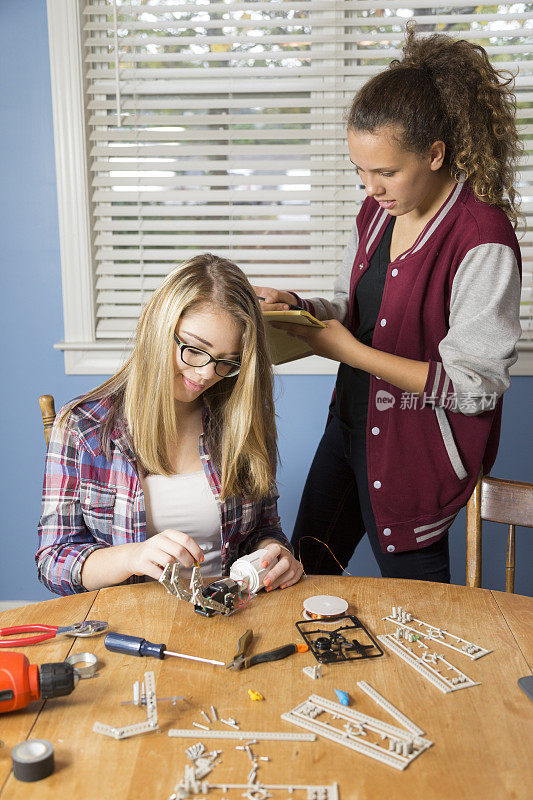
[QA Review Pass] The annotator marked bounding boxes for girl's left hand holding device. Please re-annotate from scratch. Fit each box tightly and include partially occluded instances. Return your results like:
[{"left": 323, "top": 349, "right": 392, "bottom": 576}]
[{"left": 258, "top": 541, "right": 304, "bottom": 591}]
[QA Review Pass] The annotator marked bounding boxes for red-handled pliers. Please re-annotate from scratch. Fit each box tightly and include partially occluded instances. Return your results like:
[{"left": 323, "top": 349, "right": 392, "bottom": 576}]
[{"left": 0, "top": 620, "right": 108, "bottom": 647}]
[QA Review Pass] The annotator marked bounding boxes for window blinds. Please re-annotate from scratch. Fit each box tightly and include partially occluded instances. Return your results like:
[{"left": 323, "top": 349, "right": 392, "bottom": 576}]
[{"left": 82, "top": 0, "right": 532, "bottom": 348}]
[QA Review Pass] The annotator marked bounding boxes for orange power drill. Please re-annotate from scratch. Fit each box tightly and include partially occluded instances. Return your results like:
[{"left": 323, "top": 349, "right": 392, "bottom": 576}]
[{"left": 0, "top": 651, "right": 77, "bottom": 713}]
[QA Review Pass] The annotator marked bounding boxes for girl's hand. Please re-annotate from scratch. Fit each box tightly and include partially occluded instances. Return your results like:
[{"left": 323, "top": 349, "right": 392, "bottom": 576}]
[
  {"left": 272, "top": 318, "right": 359, "bottom": 365},
  {"left": 127, "top": 530, "right": 205, "bottom": 581},
  {"left": 257, "top": 541, "right": 304, "bottom": 591},
  {"left": 252, "top": 285, "right": 297, "bottom": 311}
]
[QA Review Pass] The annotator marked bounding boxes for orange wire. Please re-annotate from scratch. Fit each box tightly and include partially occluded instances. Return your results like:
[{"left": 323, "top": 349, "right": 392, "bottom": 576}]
[
  {"left": 233, "top": 577, "right": 251, "bottom": 610},
  {"left": 296, "top": 535, "right": 357, "bottom": 595}
]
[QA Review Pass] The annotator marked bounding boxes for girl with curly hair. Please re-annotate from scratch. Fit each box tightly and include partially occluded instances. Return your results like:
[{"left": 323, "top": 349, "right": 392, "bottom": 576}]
[{"left": 256, "top": 24, "right": 523, "bottom": 582}]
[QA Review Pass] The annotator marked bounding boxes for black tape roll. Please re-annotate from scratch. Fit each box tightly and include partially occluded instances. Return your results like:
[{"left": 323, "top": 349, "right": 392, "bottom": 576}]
[{"left": 11, "top": 739, "right": 54, "bottom": 782}]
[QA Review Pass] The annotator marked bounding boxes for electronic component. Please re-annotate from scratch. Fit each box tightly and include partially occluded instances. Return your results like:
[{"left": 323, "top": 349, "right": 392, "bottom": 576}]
[
  {"left": 195, "top": 578, "right": 242, "bottom": 617},
  {"left": 295, "top": 615, "right": 383, "bottom": 664},
  {"left": 302, "top": 595, "right": 348, "bottom": 621},
  {"left": 159, "top": 561, "right": 247, "bottom": 617}
]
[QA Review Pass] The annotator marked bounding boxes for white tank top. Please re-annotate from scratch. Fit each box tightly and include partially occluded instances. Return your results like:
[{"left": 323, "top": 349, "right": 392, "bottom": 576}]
[{"left": 140, "top": 469, "right": 222, "bottom": 578}]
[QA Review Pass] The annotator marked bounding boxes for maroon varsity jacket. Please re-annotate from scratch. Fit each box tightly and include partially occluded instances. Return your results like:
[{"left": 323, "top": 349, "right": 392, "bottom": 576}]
[{"left": 291, "top": 181, "right": 522, "bottom": 554}]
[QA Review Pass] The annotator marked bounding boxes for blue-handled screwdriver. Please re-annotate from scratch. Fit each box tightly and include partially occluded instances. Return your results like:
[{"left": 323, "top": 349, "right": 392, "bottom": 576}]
[{"left": 104, "top": 632, "right": 224, "bottom": 666}]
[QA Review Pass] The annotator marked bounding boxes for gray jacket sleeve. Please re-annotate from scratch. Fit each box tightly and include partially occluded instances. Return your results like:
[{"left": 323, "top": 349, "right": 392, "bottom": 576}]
[
  {"left": 425, "top": 243, "right": 522, "bottom": 415},
  {"left": 293, "top": 224, "right": 358, "bottom": 322}
]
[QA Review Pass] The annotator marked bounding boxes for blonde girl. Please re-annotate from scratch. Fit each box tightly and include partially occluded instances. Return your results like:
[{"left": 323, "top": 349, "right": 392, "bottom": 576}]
[{"left": 38, "top": 254, "right": 303, "bottom": 594}]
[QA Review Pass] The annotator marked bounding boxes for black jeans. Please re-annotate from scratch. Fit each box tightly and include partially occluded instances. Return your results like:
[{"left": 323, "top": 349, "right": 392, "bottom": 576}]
[{"left": 291, "top": 416, "right": 451, "bottom": 582}]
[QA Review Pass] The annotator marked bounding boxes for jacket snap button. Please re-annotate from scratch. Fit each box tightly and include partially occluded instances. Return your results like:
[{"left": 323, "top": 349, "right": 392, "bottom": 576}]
[
  {"left": 371, "top": 427, "right": 380, "bottom": 435},
  {"left": 380, "top": 319, "right": 387, "bottom": 327},
  {"left": 373, "top": 480, "right": 382, "bottom": 489},
  {"left": 391, "top": 268, "right": 398, "bottom": 277},
  {"left": 224, "top": 542, "right": 229, "bottom": 548},
  {"left": 387, "top": 544, "right": 395, "bottom": 552},
  {"left": 359, "top": 263, "right": 364, "bottom": 269},
  {"left": 383, "top": 527, "right": 391, "bottom": 536}
]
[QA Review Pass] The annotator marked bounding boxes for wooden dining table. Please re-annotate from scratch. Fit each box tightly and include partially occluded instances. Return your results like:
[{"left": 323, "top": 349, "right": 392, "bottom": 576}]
[{"left": 0, "top": 576, "right": 531, "bottom": 799}]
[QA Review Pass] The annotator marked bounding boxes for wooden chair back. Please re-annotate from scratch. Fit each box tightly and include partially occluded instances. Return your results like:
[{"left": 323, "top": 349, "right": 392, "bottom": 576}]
[
  {"left": 466, "top": 473, "right": 533, "bottom": 593},
  {"left": 39, "top": 394, "right": 56, "bottom": 447}
]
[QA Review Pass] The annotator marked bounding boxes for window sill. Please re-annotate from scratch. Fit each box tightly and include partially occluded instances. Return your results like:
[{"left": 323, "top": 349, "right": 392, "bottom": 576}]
[{"left": 54, "top": 341, "right": 533, "bottom": 376}]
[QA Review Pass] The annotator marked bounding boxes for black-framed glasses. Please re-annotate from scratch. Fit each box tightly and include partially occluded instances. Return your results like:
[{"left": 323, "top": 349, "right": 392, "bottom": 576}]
[{"left": 174, "top": 334, "right": 241, "bottom": 378}]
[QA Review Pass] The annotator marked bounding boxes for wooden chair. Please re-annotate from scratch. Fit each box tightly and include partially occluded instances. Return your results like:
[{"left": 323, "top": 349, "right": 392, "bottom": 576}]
[
  {"left": 39, "top": 394, "right": 56, "bottom": 447},
  {"left": 466, "top": 473, "right": 533, "bottom": 593}
]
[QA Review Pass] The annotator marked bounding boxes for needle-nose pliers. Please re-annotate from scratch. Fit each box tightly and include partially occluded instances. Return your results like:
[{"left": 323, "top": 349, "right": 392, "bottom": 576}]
[{"left": 226, "top": 629, "right": 308, "bottom": 670}]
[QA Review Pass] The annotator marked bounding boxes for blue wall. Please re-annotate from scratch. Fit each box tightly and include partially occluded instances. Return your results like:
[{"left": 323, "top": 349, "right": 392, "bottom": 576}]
[{"left": 1, "top": 1, "right": 531, "bottom": 601}]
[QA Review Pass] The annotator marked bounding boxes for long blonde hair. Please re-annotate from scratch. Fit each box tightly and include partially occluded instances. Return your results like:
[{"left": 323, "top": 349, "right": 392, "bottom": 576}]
[{"left": 58, "top": 254, "right": 277, "bottom": 500}]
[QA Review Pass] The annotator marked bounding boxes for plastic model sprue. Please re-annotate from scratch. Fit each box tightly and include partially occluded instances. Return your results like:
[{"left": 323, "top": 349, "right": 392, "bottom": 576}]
[{"left": 159, "top": 560, "right": 245, "bottom": 617}]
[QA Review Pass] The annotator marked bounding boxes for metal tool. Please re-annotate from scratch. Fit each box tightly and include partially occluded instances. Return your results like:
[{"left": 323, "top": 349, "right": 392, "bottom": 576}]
[
  {"left": 0, "top": 621, "right": 108, "bottom": 647},
  {"left": 104, "top": 632, "right": 224, "bottom": 666},
  {"left": 64, "top": 652, "right": 98, "bottom": 679},
  {"left": 226, "top": 629, "right": 308, "bottom": 671}
]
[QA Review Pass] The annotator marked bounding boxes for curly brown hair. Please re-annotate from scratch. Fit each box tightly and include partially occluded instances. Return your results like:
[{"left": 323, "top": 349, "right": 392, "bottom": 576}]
[{"left": 347, "top": 21, "right": 523, "bottom": 229}]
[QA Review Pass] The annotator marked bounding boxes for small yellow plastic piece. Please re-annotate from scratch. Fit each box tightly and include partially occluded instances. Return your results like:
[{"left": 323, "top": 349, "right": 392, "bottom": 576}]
[{"left": 248, "top": 689, "right": 264, "bottom": 702}]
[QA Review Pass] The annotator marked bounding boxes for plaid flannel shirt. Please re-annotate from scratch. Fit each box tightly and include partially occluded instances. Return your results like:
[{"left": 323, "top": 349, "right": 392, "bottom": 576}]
[{"left": 37, "top": 397, "right": 290, "bottom": 595}]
